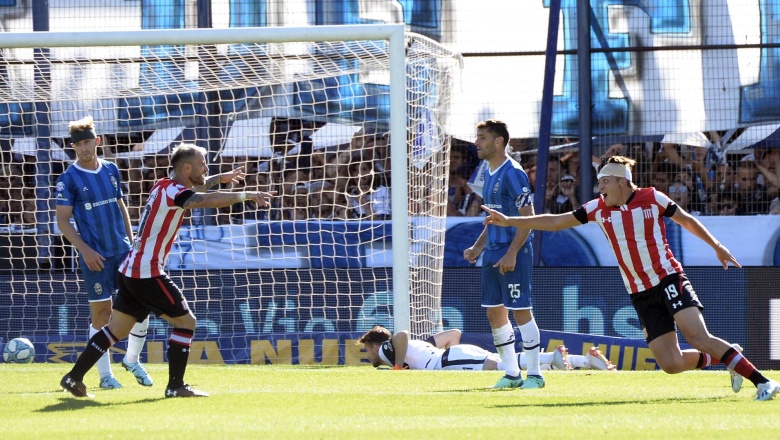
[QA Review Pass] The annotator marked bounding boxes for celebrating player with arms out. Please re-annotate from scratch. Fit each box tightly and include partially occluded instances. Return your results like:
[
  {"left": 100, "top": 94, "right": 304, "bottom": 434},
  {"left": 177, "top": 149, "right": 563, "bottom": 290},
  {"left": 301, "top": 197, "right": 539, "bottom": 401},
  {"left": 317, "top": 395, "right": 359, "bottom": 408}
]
[
  {"left": 61, "top": 143, "right": 274, "bottom": 398},
  {"left": 56, "top": 116, "right": 151, "bottom": 390},
  {"left": 482, "top": 155, "right": 779, "bottom": 401}
]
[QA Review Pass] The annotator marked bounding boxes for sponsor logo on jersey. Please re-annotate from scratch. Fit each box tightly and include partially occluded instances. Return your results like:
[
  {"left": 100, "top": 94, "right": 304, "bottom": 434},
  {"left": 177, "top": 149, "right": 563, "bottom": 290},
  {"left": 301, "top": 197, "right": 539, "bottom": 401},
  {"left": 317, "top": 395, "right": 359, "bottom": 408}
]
[
  {"left": 84, "top": 203, "right": 92, "bottom": 210},
  {"left": 91, "top": 198, "right": 118, "bottom": 209}
]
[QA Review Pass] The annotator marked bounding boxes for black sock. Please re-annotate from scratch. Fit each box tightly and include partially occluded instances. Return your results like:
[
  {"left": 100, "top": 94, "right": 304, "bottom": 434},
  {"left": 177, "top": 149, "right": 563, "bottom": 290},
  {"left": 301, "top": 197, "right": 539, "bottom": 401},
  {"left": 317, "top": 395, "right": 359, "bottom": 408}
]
[
  {"left": 167, "top": 328, "right": 194, "bottom": 390},
  {"left": 69, "top": 328, "right": 114, "bottom": 381}
]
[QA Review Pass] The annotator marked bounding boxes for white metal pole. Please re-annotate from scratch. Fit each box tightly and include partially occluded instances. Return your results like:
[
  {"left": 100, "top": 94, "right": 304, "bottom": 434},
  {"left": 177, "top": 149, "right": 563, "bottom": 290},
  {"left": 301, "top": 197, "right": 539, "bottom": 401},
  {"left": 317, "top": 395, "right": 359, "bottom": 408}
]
[
  {"left": 0, "top": 24, "right": 405, "bottom": 47},
  {"left": 388, "top": 26, "right": 410, "bottom": 333}
]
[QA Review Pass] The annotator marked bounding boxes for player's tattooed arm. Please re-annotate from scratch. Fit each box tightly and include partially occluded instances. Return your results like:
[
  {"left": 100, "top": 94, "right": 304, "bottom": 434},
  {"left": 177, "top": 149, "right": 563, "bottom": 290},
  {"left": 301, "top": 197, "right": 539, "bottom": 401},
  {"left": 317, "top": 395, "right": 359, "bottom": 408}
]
[
  {"left": 191, "top": 174, "right": 221, "bottom": 193},
  {"left": 182, "top": 193, "right": 206, "bottom": 209}
]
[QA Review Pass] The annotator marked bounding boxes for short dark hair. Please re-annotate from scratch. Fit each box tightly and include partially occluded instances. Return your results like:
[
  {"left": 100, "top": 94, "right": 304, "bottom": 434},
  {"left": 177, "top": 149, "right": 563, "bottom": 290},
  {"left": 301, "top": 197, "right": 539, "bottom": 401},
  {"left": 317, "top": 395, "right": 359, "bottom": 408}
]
[
  {"left": 357, "top": 325, "right": 391, "bottom": 345},
  {"left": 477, "top": 119, "right": 509, "bottom": 147},
  {"left": 170, "top": 143, "right": 207, "bottom": 170}
]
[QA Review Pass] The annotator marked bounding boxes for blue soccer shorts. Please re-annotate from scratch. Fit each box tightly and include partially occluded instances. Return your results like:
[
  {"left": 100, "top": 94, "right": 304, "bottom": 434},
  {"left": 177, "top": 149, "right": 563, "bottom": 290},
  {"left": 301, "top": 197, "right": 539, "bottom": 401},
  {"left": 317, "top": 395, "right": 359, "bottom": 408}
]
[
  {"left": 79, "top": 252, "right": 127, "bottom": 302},
  {"left": 481, "top": 241, "right": 533, "bottom": 310}
]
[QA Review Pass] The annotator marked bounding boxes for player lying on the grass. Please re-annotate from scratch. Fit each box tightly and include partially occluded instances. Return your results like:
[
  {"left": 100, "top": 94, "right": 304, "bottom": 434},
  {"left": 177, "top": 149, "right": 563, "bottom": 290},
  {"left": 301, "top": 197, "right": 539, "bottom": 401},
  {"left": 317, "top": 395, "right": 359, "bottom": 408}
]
[
  {"left": 359, "top": 326, "right": 617, "bottom": 373},
  {"left": 432, "top": 327, "right": 616, "bottom": 371},
  {"left": 481, "top": 155, "right": 780, "bottom": 401}
]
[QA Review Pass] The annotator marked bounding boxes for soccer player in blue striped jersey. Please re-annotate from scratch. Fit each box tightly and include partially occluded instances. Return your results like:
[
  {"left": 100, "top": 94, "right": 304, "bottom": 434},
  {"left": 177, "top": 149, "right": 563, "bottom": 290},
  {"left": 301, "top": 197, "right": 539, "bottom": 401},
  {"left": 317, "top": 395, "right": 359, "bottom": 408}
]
[
  {"left": 463, "top": 120, "right": 543, "bottom": 389},
  {"left": 55, "top": 116, "right": 152, "bottom": 390}
]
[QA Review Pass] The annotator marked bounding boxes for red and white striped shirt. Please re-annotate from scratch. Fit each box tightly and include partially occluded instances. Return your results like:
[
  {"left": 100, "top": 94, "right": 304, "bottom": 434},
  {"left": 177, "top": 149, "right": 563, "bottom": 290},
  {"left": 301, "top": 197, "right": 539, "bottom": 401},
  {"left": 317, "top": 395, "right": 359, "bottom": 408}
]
[
  {"left": 119, "top": 178, "right": 193, "bottom": 278},
  {"left": 577, "top": 187, "right": 683, "bottom": 293}
]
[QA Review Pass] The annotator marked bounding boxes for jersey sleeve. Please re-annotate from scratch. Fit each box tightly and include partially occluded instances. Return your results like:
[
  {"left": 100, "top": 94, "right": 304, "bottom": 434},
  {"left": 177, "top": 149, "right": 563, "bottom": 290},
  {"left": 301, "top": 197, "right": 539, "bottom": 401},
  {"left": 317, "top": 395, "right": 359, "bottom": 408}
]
[
  {"left": 55, "top": 173, "right": 75, "bottom": 207},
  {"left": 653, "top": 189, "right": 678, "bottom": 217},
  {"left": 161, "top": 180, "right": 194, "bottom": 209},
  {"left": 173, "top": 189, "right": 195, "bottom": 208},
  {"left": 574, "top": 198, "right": 602, "bottom": 224},
  {"left": 507, "top": 168, "right": 533, "bottom": 212},
  {"left": 379, "top": 340, "right": 396, "bottom": 366},
  {"left": 572, "top": 206, "right": 589, "bottom": 224},
  {"left": 110, "top": 162, "right": 124, "bottom": 199}
]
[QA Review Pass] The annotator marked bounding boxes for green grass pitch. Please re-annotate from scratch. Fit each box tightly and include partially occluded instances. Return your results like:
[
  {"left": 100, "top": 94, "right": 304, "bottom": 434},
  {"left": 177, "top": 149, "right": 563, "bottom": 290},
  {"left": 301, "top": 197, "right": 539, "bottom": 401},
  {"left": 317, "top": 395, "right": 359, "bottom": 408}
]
[{"left": 1, "top": 364, "right": 779, "bottom": 439}]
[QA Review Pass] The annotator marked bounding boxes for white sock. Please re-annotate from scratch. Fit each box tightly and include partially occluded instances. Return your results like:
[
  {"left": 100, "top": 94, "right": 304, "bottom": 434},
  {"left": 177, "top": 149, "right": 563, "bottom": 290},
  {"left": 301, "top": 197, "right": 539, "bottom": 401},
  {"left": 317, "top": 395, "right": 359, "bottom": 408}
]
[
  {"left": 515, "top": 352, "right": 527, "bottom": 370},
  {"left": 125, "top": 316, "right": 149, "bottom": 363},
  {"left": 91, "top": 325, "right": 112, "bottom": 379},
  {"left": 493, "top": 324, "right": 520, "bottom": 377},
  {"left": 539, "top": 351, "right": 553, "bottom": 365},
  {"left": 518, "top": 319, "right": 541, "bottom": 376},
  {"left": 568, "top": 355, "right": 590, "bottom": 369}
]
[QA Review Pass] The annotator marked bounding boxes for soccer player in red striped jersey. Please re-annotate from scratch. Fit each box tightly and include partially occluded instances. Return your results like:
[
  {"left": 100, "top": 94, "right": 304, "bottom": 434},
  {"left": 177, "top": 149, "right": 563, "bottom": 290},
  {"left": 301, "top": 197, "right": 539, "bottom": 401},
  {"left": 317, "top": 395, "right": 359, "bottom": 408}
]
[
  {"left": 61, "top": 143, "right": 274, "bottom": 398},
  {"left": 481, "top": 155, "right": 779, "bottom": 401}
]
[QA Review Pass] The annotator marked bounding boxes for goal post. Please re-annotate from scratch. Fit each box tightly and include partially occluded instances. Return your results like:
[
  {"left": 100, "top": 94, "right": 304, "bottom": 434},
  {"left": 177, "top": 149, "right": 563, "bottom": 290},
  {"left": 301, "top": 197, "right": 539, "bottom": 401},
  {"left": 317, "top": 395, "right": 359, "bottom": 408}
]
[{"left": 0, "top": 24, "right": 459, "bottom": 362}]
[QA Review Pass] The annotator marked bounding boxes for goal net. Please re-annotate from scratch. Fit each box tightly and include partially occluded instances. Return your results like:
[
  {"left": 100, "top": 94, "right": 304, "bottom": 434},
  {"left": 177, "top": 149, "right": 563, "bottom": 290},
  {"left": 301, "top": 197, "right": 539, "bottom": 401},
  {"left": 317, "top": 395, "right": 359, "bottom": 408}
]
[{"left": 0, "top": 25, "right": 459, "bottom": 364}]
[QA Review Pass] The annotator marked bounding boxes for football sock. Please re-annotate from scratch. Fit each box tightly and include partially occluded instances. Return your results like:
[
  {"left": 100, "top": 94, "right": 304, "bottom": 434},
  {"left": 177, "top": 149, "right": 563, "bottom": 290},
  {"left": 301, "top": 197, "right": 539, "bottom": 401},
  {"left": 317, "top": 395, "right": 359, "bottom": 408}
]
[
  {"left": 125, "top": 316, "right": 149, "bottom": 364},
  {"left": 91, "top": 325, "right": 112, "bottom": 379},
  {"left": 492, "top": 324, "right": 520, "bottom": 377},
  {"left": 515, "top": 352, "right": 527, "bottom": 370},
  {"left": 721, "top": 347, "right": 768, "bottom": 387},
  {"left": 519, "top": 319, "right": 541, "bottom": 376},
  {"left": 167, "top": 328, "right": 194, "bottom": 390},
  {"left": 696, "top": 351, "right": 720, "bottom": 369},
  {"left": 71, "top": 327, "right": 117, "bottom": 382}
]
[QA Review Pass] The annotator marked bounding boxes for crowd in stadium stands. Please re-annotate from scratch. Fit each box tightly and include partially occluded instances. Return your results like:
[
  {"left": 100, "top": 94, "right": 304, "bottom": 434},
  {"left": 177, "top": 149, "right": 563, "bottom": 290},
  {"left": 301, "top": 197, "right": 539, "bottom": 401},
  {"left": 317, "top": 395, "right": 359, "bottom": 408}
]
[
  {"left": 0, "top": 150, "right": 45, "bottom": 234},
  {"left": 2, "top": 128, "right": 780, "bottom": 237},
  {"left": 449, "top": 133, "right": 780, "bottom": 218},
  {"left": 201, "top": 128, "right": 394, "bottom": 224}
]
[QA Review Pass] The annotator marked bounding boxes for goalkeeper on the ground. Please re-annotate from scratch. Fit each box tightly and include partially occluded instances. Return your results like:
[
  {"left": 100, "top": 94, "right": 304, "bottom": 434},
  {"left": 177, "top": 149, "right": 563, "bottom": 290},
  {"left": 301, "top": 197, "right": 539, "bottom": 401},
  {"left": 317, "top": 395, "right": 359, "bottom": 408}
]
[{"left": 358, "top": 325, "right": 616, "bottom": 374}]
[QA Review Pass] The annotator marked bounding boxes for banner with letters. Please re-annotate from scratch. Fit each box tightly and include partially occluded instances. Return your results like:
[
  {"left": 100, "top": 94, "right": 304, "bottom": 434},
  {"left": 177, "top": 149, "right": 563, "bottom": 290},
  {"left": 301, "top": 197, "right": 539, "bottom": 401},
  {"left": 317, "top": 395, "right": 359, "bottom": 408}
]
[{"left": 3, "top": 267, "right": 776, "bottom": 369}]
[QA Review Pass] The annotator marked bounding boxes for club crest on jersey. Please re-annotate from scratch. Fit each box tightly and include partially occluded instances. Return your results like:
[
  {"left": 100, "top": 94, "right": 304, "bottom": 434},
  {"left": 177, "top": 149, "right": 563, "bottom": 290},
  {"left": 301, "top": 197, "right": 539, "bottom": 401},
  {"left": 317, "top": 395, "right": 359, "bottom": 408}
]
[
  {"left": 84, "top": 203, "right": 92, "bottom": 210},
  {"left": 492, "top": 181, "right": 500, "bottom": 194},
  {"left": 56, "top": 182, "right": 65, "bottom": 192},
  {"left": 110, "top": 175, "right": 118, "bottom": 188},
  {"left": 93, "top": 283, "right": 103, "bottom": 296}
]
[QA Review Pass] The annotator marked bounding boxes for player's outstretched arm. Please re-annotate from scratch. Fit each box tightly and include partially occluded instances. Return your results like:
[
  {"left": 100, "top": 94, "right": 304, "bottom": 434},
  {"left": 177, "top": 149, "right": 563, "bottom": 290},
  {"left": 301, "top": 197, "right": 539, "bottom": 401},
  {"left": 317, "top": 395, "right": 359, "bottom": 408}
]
[
  {"left": 481, "top": 206, "right": 580, "bottom": 231},
  {"left": 670, "top": 206, "right": 741, "bottom": 269},
  {"left": 183, "top": 191, "right": 275, "bottom": 210},
  {"left": 192, "top": 166, "right": 246, "bottom": 193}
]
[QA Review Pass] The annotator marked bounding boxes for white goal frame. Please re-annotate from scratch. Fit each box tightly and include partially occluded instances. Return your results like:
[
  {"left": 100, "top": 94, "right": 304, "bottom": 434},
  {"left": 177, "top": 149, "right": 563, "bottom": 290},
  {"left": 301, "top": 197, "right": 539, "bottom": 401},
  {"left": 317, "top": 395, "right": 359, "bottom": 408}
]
[{"left": 3, "top": 24, "right": 412, "bottom": 333}]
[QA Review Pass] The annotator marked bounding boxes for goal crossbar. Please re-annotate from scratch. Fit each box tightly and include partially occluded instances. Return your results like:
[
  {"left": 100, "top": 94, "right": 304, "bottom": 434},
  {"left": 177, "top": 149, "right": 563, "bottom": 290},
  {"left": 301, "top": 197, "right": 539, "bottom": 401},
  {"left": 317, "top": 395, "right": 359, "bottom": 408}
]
[{"left": 5, "top": 24, "right": 411, "bottom": 333}]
